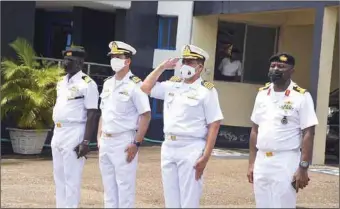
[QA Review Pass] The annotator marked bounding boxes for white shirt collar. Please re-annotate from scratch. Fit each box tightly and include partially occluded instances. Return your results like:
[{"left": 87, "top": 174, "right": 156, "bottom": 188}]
[
  {"left": 114, "top": 70, "right": 133, "bottom": 84},
  {"left": 65, "top": 70, "right": 83, "bottom": 83}
]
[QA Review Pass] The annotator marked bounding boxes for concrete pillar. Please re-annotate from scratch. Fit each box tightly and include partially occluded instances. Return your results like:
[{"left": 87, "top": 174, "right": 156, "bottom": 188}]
[
  {"left": 190, "top": 15, "right": 219, "bottom": 81},
  {"left": 310, "top": 6, "right": 338, "bottom": 165}
]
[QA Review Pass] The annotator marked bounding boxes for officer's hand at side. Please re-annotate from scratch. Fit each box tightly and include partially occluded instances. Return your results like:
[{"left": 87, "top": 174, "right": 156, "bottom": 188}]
[
  {"left": 247, "top": 164, "right": 254, "bottom": 183},
  {"left": 159, "top": 58, "right": 180, "bottom": 70},
  {"left": 293, "top": 168, "right": 310, "bottom": 193},
  {"left": 125, "top": 143, "right": 138, "bottom": 163},
  {"left": 194, "top": 156, "right": 208, "bottom": 180},
  {"left": 74, "top": 141, "right": 90, "bottom": 159}
]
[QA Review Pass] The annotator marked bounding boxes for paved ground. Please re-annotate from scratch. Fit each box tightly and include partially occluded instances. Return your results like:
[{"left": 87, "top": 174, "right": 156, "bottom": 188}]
[{"left": 1, "top": 145, "right": 339, "bottom": 208}]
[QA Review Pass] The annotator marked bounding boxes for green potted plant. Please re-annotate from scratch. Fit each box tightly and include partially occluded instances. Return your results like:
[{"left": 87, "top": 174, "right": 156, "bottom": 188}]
[{"left": 1, "top": 38, "right": 64, "bottom": 154}]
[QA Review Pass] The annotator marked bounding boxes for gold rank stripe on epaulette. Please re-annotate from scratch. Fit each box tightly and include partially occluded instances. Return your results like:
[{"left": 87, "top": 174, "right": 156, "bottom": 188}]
[
  {"left": 292, "top": 85, "right": 306, "bottom": 94},
  {"left": 81, "top": 75, "right": 92, "bottom": 83},
  {"left": 169, "top": 76, "right": 182, "bottom": 82},
  {"left": 201, "top": 80, "right": 214, "bottom": 90},
  {"left": 258, "top": 82, "right": 271, "bottom": 91},
  {"left": 129, "top": 75, "right": 141, "bottom": 83},
  {"left": 104, "top": 76, "right": 113, "bottom": 82}
]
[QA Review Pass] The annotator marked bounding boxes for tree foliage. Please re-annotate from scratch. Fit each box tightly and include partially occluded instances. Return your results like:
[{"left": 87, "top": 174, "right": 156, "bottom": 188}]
[{"left": 1, "top": 38, "right": 65, "bottom": 129}]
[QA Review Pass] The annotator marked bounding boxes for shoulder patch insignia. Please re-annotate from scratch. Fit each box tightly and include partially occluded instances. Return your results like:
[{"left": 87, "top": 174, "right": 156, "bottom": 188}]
[
  {"left": 259, "top": 82, "right": 271, "bottom": 91},
  {"left": 169, "top": 76, "right": 182, "bottom": 82},
  {"left": 104, "top": 76, "right": 113, "bottom": 82},
  {"left": 129, "top": 75, "right": 141, "bottom": 84},
  {"left": 292, "top": 85, "right": 306, "bottom": 94},
  {"left": 82, "top": 75, "right": 92, "bottom": 83},
  {"left": 201, "top": 80, "right": 214, "bottom": 90}
]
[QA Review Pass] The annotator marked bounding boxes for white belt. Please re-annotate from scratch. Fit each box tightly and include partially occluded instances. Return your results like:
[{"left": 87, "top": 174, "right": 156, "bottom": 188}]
[
  {"left": 102, "top": 130, "right": 135, "bottom": 138},
  {"left": 54, "top": 122, "right": 85, "bottom": 128},
  {"left": 164, "top": 134, "right": 203, "bottom": 141},
  {"left": 258, "top": 148, "right": 300, "bottom": 158}
]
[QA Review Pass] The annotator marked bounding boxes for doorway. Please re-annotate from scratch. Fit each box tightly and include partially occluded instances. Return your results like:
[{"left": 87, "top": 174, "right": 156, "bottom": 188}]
[{"left": 43, "top": 11, "right": 73, "bottom": 59}]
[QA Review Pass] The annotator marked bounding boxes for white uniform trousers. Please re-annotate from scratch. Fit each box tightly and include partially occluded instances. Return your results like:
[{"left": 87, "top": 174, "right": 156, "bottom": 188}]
[
  {"left": 254, "top": 149, "right": 301, "bottom": 208},
  {"left": 161, "top": 136, "right": 206, "bottom": 208},
  {"left": 51, "top": 123, "right": 86, "bottom": 208},
  {"left": 99, "top": 131, "right": 138, "bottom": 208}
]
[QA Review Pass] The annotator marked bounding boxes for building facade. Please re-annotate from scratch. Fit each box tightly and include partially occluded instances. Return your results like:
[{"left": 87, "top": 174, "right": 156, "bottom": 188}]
[
  {"left": 192, "top": 1, "right": 339, "bottom": 164},
  {"left": 1, "top": 1, "right": 339, "bottom": 164}
]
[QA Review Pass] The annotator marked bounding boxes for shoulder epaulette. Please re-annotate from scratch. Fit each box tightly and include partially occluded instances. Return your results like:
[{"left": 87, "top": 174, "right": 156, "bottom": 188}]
[
  {"left": 81, "top": 75, "right": 92, "bottom": 83},
  {"left": 169, "top": 76, "right": 182, "bottom": 82},
  {"left": 129, "top": 75, "right": 141, "bottom": 84},
  {"left": 104, "top": 76, "right": 113, "bottom": 82},
  {"left": 292, "top": 85, "right": 306, "bottom": 94},
  {"left": 258, "top": 82, "right": 271, "bottom": 91},
  {"left": 201, "top": 80, "right": 214, "bottom": 90}
]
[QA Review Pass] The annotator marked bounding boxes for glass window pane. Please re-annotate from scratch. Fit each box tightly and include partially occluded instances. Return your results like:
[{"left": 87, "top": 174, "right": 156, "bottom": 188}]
[
  {"left": 243, "top": 25, "right": 277, "bottom": 84},
  {"left": 169, "top": 17, "right": 178, "bottom": 49},
  {"left": 214, "top": 21, "right": 246, "bottom": 82},
  {"left": 161, "top": 18, "right": 169, "bottom": 49}
]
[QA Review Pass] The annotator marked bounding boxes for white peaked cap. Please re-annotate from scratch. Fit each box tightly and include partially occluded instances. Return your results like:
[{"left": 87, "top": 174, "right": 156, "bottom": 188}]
[
  {"left": 107, "top": 41, "right": 137, "bottom": 56},
  {"left": 181, "top": 44, "right": 209, "bottom": 61}
]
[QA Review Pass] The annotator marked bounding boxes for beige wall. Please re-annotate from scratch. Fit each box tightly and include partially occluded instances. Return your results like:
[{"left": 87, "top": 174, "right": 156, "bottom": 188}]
[
  {"left": 330, "top": 23, "right": 339, "bottom": 92},
  {"left": 192, "top": 8, "right": 339, "bottom": 128},
  {"left": 278, "top": 25, "right": 314, "bottom": 89},
  {"left": 191, "top": 15, "right": 261, "bottom": 127}
]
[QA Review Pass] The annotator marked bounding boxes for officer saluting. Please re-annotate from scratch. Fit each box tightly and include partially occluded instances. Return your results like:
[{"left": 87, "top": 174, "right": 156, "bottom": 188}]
[
  {"left": 51, "top": 46, "right": 99, "bottom": 208},
  {"left": 141, "top": 45, "right": 224, "bottom": 208},
  {"left": 247, "top": 53, "right": 319, "bottom": 208},
  {"left": 97, "top": 41, "right": 151, "bottom": 208}
]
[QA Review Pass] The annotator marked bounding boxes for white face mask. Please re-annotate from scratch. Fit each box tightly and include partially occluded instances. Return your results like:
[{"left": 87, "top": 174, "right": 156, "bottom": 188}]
[
  {"left": 180, "top": 65, "right": 197, "bottom": 79},
  {"left": 110, "top": 58, "right": 126, "bottom": 72}
]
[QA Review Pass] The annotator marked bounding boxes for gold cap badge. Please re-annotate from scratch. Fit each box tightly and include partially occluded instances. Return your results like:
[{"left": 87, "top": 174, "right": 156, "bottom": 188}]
[
  {"left": 111, "top": 42, "right": 119, "bottom": 53},
  {"left": 279, "top": 55, "right": 287, "bottom": 62},
  {"left": 183, "top": 45, "right": 191, "bottom": 56}
]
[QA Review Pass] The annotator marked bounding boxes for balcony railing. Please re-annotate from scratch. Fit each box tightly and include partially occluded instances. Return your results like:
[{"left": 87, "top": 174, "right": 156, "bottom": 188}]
[{"left": 35, "top": 57, "right": 113, "bottom": 92}]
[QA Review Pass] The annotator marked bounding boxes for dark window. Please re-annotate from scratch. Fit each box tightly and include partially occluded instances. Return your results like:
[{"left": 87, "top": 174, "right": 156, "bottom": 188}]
[
  {"left": 157, "top": 16, "right": 178, "bottom": 50},
  {"left": 242, "top": 25, "right": 278, "bottom": 84},
  {"left": 48, "top": 22, "right": 72, "bottom": 59},
  {"left": 214, "top": 21, "right": 278, "bottom": 84}
]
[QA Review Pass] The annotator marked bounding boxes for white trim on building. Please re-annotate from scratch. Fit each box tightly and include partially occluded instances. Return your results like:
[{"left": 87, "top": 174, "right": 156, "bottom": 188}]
[{"left": 152, "top": 1, "right": 194, "bottom": 72}]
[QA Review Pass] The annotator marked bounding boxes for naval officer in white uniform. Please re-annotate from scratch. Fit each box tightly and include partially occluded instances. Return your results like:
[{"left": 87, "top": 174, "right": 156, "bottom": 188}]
[
  {"left": 141, "top": 45, "right": 224, "bottom": 208},
  {"left": 51, "top": 46, "right": 99, "bottom": 208},
  {"left": 97, "top": 41, "right": 151, "bottom": 208},
  {"left": 247, "top": 53, "right": 318, "bottom": 208}
]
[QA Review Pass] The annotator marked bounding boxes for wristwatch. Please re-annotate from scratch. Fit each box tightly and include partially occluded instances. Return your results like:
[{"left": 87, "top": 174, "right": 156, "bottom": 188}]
[
  {"left": 83, "top": 140, "right": 90, "bottom": 146},
  {"left": 299, "top": 161, "right": 310, "bottom": 169},
  {"left": 133, "top": 141, "right": 141, "bottom": 148}
]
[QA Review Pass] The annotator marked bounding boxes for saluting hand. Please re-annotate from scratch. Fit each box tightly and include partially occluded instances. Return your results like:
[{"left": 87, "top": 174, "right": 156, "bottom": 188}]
[
  {"left": 125, "top": 143, "right": 138, "bottom": 163},
  {"left": 160, "top": 58, "right": 180, "bottom": 70},
  {"left": 194, "top": 156, "right": 209, "bottom": 180}
]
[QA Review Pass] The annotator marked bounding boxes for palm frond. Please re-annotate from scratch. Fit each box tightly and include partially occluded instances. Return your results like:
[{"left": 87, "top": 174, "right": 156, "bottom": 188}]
[
  {"left": 0, "top": 78, "right": 32, "bottom": 92},
  {"left": 34, "top": 67, "right": 64, "bottom": 88},
  {"left": 9, "top": 38, "right": 37, "bottom": 67},
  {"left": 1, "top": 37, "right": 63, "bottom": 129},
  {"left": 17, "top": 109, "right": 37, "bottom": 129}
]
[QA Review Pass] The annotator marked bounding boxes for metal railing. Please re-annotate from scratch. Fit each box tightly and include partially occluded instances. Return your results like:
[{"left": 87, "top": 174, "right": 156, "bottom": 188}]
[{"left": 34, "top": 57, "right": 112, "bottom": 91}]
